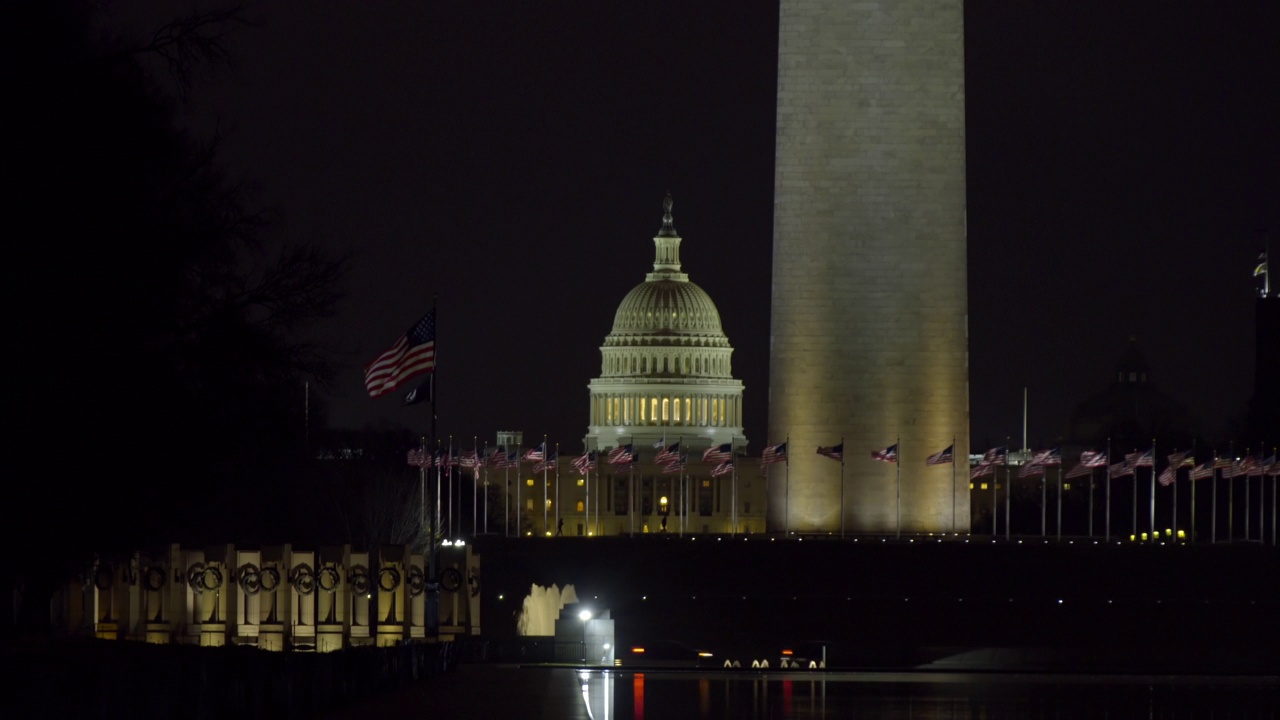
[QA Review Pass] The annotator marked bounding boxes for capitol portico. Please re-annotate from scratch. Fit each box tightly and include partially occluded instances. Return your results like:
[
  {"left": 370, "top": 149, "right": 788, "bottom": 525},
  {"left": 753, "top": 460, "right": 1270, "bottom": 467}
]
[{"left": 585, "top": 195, "right": 747, "bottom": 456}]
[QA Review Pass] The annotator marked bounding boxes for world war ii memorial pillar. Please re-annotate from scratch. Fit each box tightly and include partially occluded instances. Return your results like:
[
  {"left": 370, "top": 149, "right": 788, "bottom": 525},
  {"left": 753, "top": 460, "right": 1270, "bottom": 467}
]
[{"left": 768, "top": 1, "right": 970, "bottom": 534}]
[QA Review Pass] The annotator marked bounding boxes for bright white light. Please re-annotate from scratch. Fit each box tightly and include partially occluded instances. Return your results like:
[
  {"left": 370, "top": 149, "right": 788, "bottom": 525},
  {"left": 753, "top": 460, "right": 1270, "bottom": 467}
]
[
  {"left": 455, "top": 540, "right": 465, "bottom": 546},
  {"left": 579, "top": 609, "right": 592, "bottom": 621},
  {"left": 603, "top": 643, "right": 610, "bottom": 650},
  {"left": 442, "top": 540, "right": 453, "bottom": 546}
]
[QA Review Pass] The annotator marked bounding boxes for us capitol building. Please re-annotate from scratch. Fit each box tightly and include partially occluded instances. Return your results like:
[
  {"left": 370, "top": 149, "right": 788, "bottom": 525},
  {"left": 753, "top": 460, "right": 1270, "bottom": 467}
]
[{"left": 506, "top": 197, "right": 767, "bottom": 537}]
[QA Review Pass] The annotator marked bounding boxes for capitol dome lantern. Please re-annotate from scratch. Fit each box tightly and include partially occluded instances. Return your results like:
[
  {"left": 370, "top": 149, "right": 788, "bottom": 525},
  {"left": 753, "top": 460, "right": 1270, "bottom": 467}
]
[{"left": 585, "top": 195, "right": 746, "bottom": 454}]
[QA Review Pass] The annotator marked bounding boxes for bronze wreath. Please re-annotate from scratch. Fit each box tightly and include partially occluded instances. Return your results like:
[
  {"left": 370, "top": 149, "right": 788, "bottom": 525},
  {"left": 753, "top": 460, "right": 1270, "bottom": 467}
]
[
  {"left": 291, "top": 563, "right": 316, "bottom": 596},
  {"left": 406, "top": 566, "right": 426, "bottom": 597},
  {"left": 348, "top": 565, "right": 371, "bottom": 595},
  {"left": 237, "top": 564, "right": 262, "bottom": 595},
  {"left": 186, "top": 563, "right": 206, "bottom": 594},
  {"left": 260, "top": 566, "right": 281, "bottom": 593},
  {"left": 317, "top": 566, "right": 341, "bottom": 593},
  {"left": 438, "top": 567, "right": 463, "bottom": 593},
  {"left": 143, "top": 566, "right": 167, "bottom": 592},
  {"left": 199, "top": 566, "right": 224, "bottom": 592},
  {"left": 377, "top": 566, "right": 402, "bottom": 593}
]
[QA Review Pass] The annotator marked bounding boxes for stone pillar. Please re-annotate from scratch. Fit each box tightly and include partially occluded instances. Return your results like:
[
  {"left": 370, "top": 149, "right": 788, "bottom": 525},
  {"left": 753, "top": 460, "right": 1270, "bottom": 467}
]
[
  {"left": 375, "top": 545, "right": 408, "bottom": 647},
  {"left": 769, "top": 0, "right": 970, "bottom": 533},
  {"left": 315, "top": 545, "right": 348, "bottom": 652},
  {"left": 347, "top": 550, "right": 373, "bottom": 646}
]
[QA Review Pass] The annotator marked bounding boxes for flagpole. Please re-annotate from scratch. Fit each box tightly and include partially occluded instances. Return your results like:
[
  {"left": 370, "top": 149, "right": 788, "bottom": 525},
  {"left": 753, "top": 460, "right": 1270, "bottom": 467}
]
[
  {"left": 629, "top": 435, "right": 635, "bottom": 537},
  {"left": 541, "top": 435, "right": 549, "bottom": 536},
  {"left": 472, "top": 437, "right": 479, "bottom": 537},
  {"left": 1054, "top": 464, "right": 1061, "bottom": 541},
  {"left": 1105, "top": 438, "right": 1112, "bottom": 542},
  {"left": 1211, "top": 456, "right": 1218, "bottom": 543},
  {"left": 1131, "top": 447, "right": 1138, "bottom": 540},
  {"left": 895, "top": 436, "right": 902, "bottom": 540},
  {"left": 514, "top": 446, "right": 521, "bottom": 538},
  {"left": 1150, "top": 438, "right": 1156, "bottom": 541},
  {"left": 839, "top": 436, "right": 846, "bottom": 539},
  {"left": 1245, "top": 447, "right": 1251, "bottom": 542},
  {"left": 1087, "top": 467, "right": 1094, "bottom": 539},
  {"left": 1041, "top": 462, "right": 1047, "bottom": 538},
  {"left": 951, "top": 435, "right": 957, "bottom": 534},
  {"left": 419, "top": 436, "right": 426, "bottom": 549},
  {"left": 1182, "top": 440, "right": 1192, "bottom": 540},
  {"left": 784, "top": 435, "right": 791, "bottom": 536},
  {"left": 1228, "top": 441, "right": 1235, "bottom": 542},
  {"left": 554, "top": 442, "right": 562, "bottom": 536},
  {"left": 991, "top": 462, "right": 997, "bottom": 537},
  {"left": 1004, "top": 438, "right": 1011, "bottom": 541}
]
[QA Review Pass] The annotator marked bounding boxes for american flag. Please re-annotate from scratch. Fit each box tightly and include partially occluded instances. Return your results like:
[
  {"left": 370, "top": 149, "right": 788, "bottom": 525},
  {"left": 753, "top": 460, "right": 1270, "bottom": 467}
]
[
  {"left": 971, "top": 463, "right": 995, "bottom": 480},
  {"left": 1018, "top": 462, "right": 1045, "bottom": 478},
  {"left": 662, "top": 454, "right": 687, "bottom": 474},
  {"left": 523, "top": 442, "right": 547, "bottom": 463},
  {"left": 870, "top": 444, "right": 898, "bottom": 463},
  {"left": 607, "top": 444, "right": 635, "bottom": 465},
  {"left": 364, "top": 308, "right": 436, "bottom": 398},
  {"left": 1109, "top": 457, "right": 1135, "bottom": 477},
  {"left": 816, "top": 444, "right": 843, "bottom": 461},
  {"left": 459, "top": 449, "right": 479, "bottom": 469},
  {"left": 533, "top": 449, "right": 558, "bottom": 474},
  {"left": 1242, "top": 454, "right": 1263, "bottom": 477},
  {"left": 761, "top": 442, "right": 788, "bottom": 466},
  {"left": 1080, "top": 450, "right": 1108, "bottom": 468},
  {"left": 1157, "top": 466, "right": 1177, "bottom": 486},
  {"left": 1166, "top": 450, "right": 1193, "bottom": 469},
  {"left": 496, "top": 449, "right": 519, "bottom": 469},
  {"left": 654, "top": 442, "right": 681, "bottom": 466},
  {"left": 1190, "top": 462, "right": 1214, "bottom": 480},
  {"left": 406, "top": 448, "right": 430, "bottom": 468},
  {"left": 1064, "top": 462, "right": 1094, "bottom": 479},
  {"left": 710, "top": 459, "right": 734, "bottom": 477},
  {"left": 1213, "top": 456, "right": 1233, "bottom": 469},
  {"left": 703, "top": 443, "right": 733, "bottom": 463},
  {"left": 572, "top": 451, "right": 597, "bottom": 475},
  {"left": 1263, "top": 455, "right": 1278, "bottom": 476},
  {"left": 1132, "top": 448, "right": 1155, "bottom": 467},
  {"left": 1029, "top": 447, "right": 1062, "bottom": 466},
  {"left": 925, "top": 444, "right": 954, "bottom": 466},
  {"left": 980, "top": 446, "right": 1008, "bottom": 466},
  {"left": 447, "top": 448, "right": 460, "bottom": 467},
  {"left": 489, "top": 447, "right": 507, "bottom": 467}
]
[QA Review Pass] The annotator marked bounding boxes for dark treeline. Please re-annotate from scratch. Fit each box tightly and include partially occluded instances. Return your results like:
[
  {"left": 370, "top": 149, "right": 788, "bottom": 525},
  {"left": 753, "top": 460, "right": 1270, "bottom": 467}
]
[{"left": 2, "top": 1, "right": 418, "bottom": 591}]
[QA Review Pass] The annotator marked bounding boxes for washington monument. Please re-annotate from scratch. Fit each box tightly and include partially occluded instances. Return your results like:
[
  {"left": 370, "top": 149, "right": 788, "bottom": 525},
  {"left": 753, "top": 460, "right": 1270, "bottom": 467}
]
[{"left": 768, "top": 1, "right": 970, "bottom": 533}]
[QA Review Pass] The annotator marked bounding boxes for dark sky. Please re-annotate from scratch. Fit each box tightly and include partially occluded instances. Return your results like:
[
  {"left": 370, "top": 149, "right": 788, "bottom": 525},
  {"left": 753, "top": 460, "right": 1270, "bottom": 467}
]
[{"left": 126, "top": 1, "right": 1277, "bottom": 453}]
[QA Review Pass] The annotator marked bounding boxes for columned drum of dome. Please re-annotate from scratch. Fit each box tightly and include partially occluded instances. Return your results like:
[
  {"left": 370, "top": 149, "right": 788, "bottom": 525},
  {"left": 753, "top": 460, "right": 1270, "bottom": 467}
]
[
  {"left": 585, "top": 197, "right": 746, "bottom": 455},
  {"left": 769, "top": 1, "right": 969, "bottom": 533}
]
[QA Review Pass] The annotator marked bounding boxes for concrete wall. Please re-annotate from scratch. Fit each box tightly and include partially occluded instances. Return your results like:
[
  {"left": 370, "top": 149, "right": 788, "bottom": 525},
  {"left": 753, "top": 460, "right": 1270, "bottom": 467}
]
[{"left": 770, "top": 0, "right": 970, "bottom": 532}]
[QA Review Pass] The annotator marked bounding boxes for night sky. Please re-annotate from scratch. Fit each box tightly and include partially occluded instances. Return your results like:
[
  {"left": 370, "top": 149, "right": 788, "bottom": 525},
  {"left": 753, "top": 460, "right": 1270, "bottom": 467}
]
[{"left": 126, "top": 1, "right": 1277, "bottom": 454}]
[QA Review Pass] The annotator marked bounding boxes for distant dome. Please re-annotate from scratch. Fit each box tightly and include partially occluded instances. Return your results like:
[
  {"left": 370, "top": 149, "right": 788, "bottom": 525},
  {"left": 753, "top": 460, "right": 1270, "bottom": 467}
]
[
  {"left": 607, "top": 280, "right": 727, "bottom": 343},
  {"left": 584, "top": 194, "right": 746, "bottom": 453}
]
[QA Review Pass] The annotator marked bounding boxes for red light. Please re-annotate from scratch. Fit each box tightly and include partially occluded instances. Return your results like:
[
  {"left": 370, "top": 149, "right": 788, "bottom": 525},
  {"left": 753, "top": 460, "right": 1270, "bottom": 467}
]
[
  {"left": 631, "top": 647, "right": 645, "bottom": 654},
  {"left": 781, "top": 649, "right": 793, "bottom": 656}
]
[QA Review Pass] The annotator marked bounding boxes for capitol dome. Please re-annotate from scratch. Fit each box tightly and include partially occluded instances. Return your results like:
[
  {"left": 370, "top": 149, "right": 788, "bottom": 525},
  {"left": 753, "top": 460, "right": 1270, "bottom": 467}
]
[{"left": 585, "top": 196, "right": 746, "bottom": 454}]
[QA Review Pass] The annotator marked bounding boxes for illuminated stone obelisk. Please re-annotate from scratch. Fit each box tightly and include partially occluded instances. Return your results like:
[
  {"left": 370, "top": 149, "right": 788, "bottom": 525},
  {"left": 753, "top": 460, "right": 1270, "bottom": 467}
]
[{"left": 768, "top": 1, "right": 969, "bottom": 533}]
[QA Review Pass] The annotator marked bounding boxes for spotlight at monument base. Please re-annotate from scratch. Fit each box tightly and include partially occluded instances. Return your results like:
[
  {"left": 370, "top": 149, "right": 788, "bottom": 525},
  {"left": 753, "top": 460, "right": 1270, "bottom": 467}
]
[{"left": 579, "top": 609, "right": 592, "bottom": 621}]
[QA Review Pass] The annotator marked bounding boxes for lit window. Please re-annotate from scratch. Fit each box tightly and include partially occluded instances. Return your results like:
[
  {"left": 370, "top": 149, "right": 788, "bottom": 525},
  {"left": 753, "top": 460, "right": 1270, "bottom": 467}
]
[
  {"left": 651, "top": 398, "right": 657, "bottom": 423},
  {"left": 526, "top": 479, "right": 534, "bottom": 486},
  {"left": 546, "top": 499, "right": 552, "bottom": 509},
  {"left": 577, "top": 478, "right": 585, "bottom": 487},
  {"left": 980, "top": 483, "right": 988, "bottom": 490},
  {"left": 577, "top": 501, "right": 585, "bottom": 512},
  {"left": 1063, "top": 483, "right": 1071, "bottom": 490},
  {"left": 662, "top": 398, "right": 669, "bottom": 422},
  {"left": 969, "top": 482, "right": 974, "bottom": 489},
  {"left": 659, "top": 496, "right": 668, "bottom": 506},
  {"left": 526, "top": 499, "right": 533, "bottom": 510}
]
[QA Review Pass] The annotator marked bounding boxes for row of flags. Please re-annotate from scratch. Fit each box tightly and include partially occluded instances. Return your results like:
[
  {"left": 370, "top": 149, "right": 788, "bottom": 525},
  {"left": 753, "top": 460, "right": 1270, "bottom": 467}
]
[{"left": 410, "top": 439, "right": 1277, "bottom": 481}]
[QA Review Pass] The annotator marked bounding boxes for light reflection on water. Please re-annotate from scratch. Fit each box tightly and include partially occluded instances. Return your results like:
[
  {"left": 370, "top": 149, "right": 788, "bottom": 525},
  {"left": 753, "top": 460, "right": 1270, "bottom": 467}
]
[{"left": 577, "top": 669, "right": 1279, "bottom": 720}]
